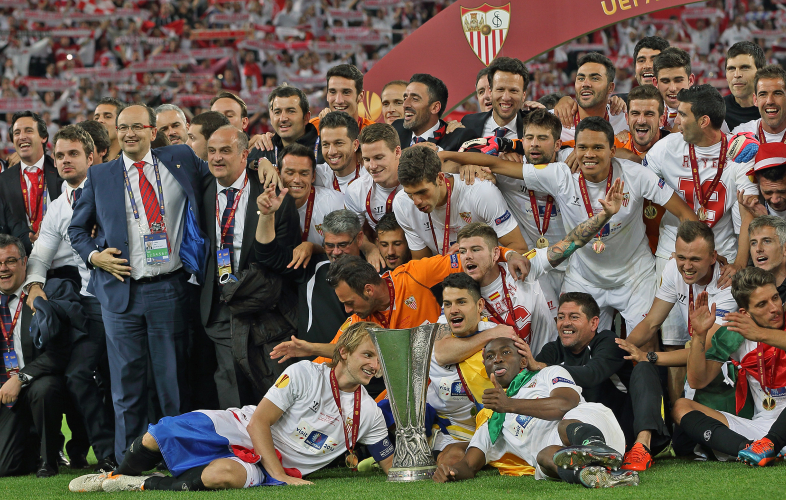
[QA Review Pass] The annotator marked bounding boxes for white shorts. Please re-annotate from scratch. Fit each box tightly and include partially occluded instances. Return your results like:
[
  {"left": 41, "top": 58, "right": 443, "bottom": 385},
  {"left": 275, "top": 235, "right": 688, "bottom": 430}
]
[
  {"left": 431, "top": 430, "right": 467, "bottom": 452},
  {"left": 562, "top": 272, "right": 656, "bottom": 334},
  {"left": 227, "top": 456, "right": 267, "bottom": 488},
  {"left": 534, "top": 403, "right": 626, "bottom": 480},
  {"left": 714, "top": 411, "right": 786, "bottom": 458},
  {"left": 656, "top": 256, "right": 690, "bottom": 345},
  {"left": 538, "top": 269, "right": 564, "bottom": 320}
]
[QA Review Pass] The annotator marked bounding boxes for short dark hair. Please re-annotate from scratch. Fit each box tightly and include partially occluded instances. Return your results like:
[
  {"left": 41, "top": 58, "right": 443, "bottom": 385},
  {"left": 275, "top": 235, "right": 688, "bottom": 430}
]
[
  {"left": 457, "top": 222, "right": 498, "bottom": 251},
  {"left": 375, "top": 212, "right": 401, "bottom": 235},
  {"left": 732, "top": 267, "right": 776, "bottom": 310},
  {"left": 191, "top": 111, "right": 230, "bottom": 142},
  {"left": 575, "top": 116, "right": 614, "bottom": 147},
  {"left": 409, "top": 74, "right": 449, "bottom": 118},
  {"left": 754, "top": 64, "right": 786, "bottom": 94},
  {"left": 628, "top": 84, "right": 665, "bottom": 117},
  {"left": 326, "top": 64, "right": 363, "bottom": 95},
  {"left": 116, "top": 103, "right": 156, "bottom": 127},
  {"left": 268, "top": 85, "right": 310, "bottom": 116},
  {"left": 280, "top": 142, "right": 316, "bottom": 172},
  {"left": 524, "top": 108, "right": 562, "bottom": 141},
  {"left": 96, "top": 96, "right": 125, "bottom": 116},
  {"left": 677, "top": 84, "right": 725, "bottom": 130},
  {"left": 558, "top": 292, "right": 600, "bottom": 320},
  {"left": 653, "top": 47, "right": 692, "bottom": 79},
  {"left": 382, "top": 80, "right": 408, "bottom": 93},
  {"left": 676, "top": 220, "right": 715, "bottom": 254},
  {"left": 577, "top": 52, "right": 616, "bottom": 83},
  {"left": 633, "top": 36, "right": 670, "bottom": 62},
  {"left": 10, "top": 111, "right": 47, "bottom": 142},
  {"left": 442, "top": 272, "right": 482, "bottom": 302},
  {"left": 727, "top": 41, "right": 766, "bottom": 71},
  {"left": 326, "top": 255, "right": 383, "bottom": 296},
  {"left": 476, "top": 67, "right": 490, "bottom": 87},
  {"left": 319, "top": 111, "right": 360, "bottom": 141},
  {"left": 537, "top": 92, "right": 564, "bottom": 110},
  {"left": 487, "top": 57, "right": 530, "bottom": 91},
  {"left": 210, "top": 91, "right": 248, "bottom": 119},
  {"left": 54, "top": 124, "right": 95, "bottom": 157},
  {"left": 398, "top": 146, "right": 441, "bottom": 186},
  {"left": 359, "top": 123, "right": 400, "bottom": 152},
  {"left": 75, "top": 120, "right": 108, "bottom": 158},
  {"left": 756, "top": 163, "right": 786, "bottom": 183},
  {"left": 0, "top": 233, "right": 25, "bottom": 258}
]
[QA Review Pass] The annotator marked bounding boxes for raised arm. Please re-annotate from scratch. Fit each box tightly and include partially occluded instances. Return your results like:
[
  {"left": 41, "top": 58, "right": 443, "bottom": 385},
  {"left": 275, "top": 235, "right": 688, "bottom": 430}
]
[
  {"left": 434, "top": 323, "right": 517, "bottom": 366},
  {"left": 438, "top": 151, "right": 525, "bottom": 180},
  {"left": 686, "top": 291, "right": 724, "bottom": 389}
]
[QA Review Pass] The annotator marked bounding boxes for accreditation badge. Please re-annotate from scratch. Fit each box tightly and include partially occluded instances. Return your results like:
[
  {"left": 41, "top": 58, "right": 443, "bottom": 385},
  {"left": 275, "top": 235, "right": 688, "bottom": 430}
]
[
  {"left": 143, "top": 231, "right": 170, "bottom": 266},
  {"left": 217, "top": 248, "right": 232, "bottom": 279}
]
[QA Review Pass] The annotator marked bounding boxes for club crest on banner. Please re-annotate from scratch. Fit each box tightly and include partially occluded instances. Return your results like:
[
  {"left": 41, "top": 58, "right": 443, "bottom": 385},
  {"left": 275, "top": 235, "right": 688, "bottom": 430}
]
[{"left": 460, "top": 3, "right": 511, "bottom": 66}]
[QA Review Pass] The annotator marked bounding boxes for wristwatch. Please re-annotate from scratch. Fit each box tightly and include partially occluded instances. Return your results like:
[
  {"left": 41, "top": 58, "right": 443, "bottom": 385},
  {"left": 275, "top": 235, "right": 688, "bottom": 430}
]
[
  {"left": 646, "top": 351, "right": 658, "bottom": 364},
  {"left": 17, "top": 372, "right": 33, "bottom": 387},
  {"left": 22, "top": 282, "right": 43, "bottom": 295}
]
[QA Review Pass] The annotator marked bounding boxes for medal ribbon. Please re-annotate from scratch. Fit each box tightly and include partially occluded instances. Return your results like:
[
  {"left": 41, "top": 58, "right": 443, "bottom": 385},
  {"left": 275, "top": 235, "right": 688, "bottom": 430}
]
[
  {"left": 483, "top": 265, "right": 531, "bottom": 344},
  {"left": 215, "top": 174, "right": 249, "bottom": 244},
  {"left": 577, "top": 167, "right": 613, "bottom": 238},
  {"left": 573, "top": 109, "right": 610, "bottom": 128},
  {"left": 758, "top": 120, "right": 786, "bottom": 144},
  {"left": 20, "top": 168, "right": 47, "bottom": 232},
  {"left": 329, "top": 368, "right": 361, "bottom": 457},
  {"left": 528, "top": 191, "right": 553, "bottom": 239},
  {"left": 332, "top": 164, "right": 361, "bottom": 192},
  {"left": 688, "top": 135, "right": 727, "bottom": 219},
  {"left": 756, "top": 341, "right": 778, "bottom": 402},
  {"left": 300, "top": 186, "right": 316, "bottom": 242},
  {"left": 372, "top": 275, "right": 395, "bottom": 328},
  {"left": 428, "top": 175, "right": 454, "bottom": 256},
  {"left": 365, "top": 184, "right": 398, "bottom": 225}
]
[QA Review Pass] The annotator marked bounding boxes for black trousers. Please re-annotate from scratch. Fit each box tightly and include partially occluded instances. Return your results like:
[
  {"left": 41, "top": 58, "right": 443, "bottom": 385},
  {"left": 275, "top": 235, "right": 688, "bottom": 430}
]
[
  {"left": 0, "top": 375, "right": 66, "bottom": 476},
  {"left": 204, "top": 303, "right": 257, "bottom": 410},
  {"left": 613, "top": 362, "right": 671, "bottom": 453}
]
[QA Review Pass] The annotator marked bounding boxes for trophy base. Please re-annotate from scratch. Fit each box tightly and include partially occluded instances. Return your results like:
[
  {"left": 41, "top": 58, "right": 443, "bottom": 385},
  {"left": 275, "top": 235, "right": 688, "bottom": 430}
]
[{"left": 386, "top": 465, "right": 437, "bottom": 482}]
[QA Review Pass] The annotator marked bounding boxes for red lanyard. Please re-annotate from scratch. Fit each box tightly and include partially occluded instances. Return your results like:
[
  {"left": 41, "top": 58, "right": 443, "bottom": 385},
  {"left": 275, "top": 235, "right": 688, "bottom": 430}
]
[
  {"left": 215, "top": 175, "right": 248, "bottom": 244},
  {"left": 1, "top": 293, "right": 25, "bottom": 348},
  {"left": 332, "top": 164, "right": 361, "bottom": 192},
  {"left": 573, "top": 109, "right": 609, "bottom": 128},
  {"left": 758, "top": 121, "right": 786, "bottom": 144},
  {"left": 688, "top": 135, "right": 727, "bottom": 217},
  {"left": 756, "top": 342, "right": 778, "bottom": 397},
  {"left": 329, "top": 368, "right": 361, "bottom": 457},
  {"left": 300, "top": 186, "right": 316, "bottom": 242},
  {"left": 578, "top": 167, "right": 613, "bottom": 221},
  {"left": 365, "top": 183, "right": 397, "bottom": 225},
  {"left": 484, "top": 265, "right": 531, "bottom": 344},
  {"left": 373, "top": 275, "right": 395, "bottom": 328},
  {"left": 528, "top": 191, "right": 554, "bottom": 238},
  {"left": 428, "top": 175, "right": 454, "bottom": 256}
]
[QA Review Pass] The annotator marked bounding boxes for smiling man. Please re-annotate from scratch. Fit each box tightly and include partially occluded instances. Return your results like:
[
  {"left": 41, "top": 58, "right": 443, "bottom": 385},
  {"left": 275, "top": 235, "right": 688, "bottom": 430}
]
[
  {"left": 622, "top": 85, "right": 669, "bottom": 157},
  {"left": 381, "top": 80, "right": 407, "bottom": 125},
  {"left": 69, "top": 321, "right": 394, "bottom": 492},
  {"left": 258, "top": 86, "right": 320, "bottom": 168},
  {"left": 733, "top": 65, "right": 786, "bottom": 145},
  {"left": 310, "top": 64, "right": 375, "bottom": 133},
  {"left": 313, "top": 111, "right": 369, "bottom": 195},
  {"left": 653, "top": 47, "right": 695, "bottom": 132},
  {"left": 155, "top": 104, "right": 188, "bottom": 146}
]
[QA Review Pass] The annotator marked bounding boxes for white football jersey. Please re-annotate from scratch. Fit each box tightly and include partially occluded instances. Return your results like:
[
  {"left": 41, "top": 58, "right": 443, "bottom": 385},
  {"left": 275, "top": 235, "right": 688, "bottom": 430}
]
[
  {"left": 731, "top": 119, "right": 786, "bottom": 144},
  {"left": 729, "top": 339, "right": 786, "bottom": 419},
  {"left": 298, "top": 186, "right": 345, "bottom": 245},
  {"left": 556, "top": 105, "right": 628, "bottom": 143},
  {"left": 643, "top": 132, "right": 758, "bottom": 260},
  {"left": 344, "top": 175, "right": 402, "bottom": 230},
  {"left": 314, "top": 163, "right": 370, "bottom": 195},
  {"left": 393, "top": 174, "right": 519, "bottom": 255},
  {"left": 520, "top": 159, "right": 673, "bottom": 288}
]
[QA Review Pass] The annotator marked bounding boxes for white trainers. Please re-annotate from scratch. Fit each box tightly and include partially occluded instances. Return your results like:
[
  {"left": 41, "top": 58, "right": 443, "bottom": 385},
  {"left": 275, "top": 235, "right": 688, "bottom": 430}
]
[
  {"left": 101, "top": 473, "right": 152, "bottom": 492},
  {"left": 69, "top": 473, "right": 111, "bottom": 492}
]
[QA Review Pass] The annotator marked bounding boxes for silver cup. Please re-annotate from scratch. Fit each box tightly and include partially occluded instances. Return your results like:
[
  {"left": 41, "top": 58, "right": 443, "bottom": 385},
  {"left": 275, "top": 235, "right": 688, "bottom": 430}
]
[{"left": 370, "top": 324, "right": 438, "bottom": 482}]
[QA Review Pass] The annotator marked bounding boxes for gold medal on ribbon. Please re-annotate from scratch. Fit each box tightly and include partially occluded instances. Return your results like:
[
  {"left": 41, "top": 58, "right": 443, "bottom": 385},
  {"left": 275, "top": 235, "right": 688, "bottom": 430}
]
[
  {"left": 593, "top": 239, "right": 605, "bottom": 254},
  {"left": 764, "top": 395, "right": 776, "bottom": 411},
  {"left": 697, "top": 206, "right": 708, "bottom": 221},
  {"left": 536, "top": 236, "right": 549, "bottom": 249},
  {"left": 644, "top": 205, "right": 658, "bottom": 219},
  {"left": 345, "top": 451, "right": 359, "bottom": 469}
]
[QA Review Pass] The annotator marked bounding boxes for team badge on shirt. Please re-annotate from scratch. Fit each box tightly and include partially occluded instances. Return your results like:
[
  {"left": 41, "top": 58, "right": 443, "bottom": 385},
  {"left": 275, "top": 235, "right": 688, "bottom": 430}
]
[
  {"left": 315, "top": 224, "right": 323, "bottom": 237},
  {"left": 405, "top": 295, "right": 418, "bottom": 310},
  {"left": 460, "top": 212, "right": 473, "bottom": 224},
  {"left": 275, "top": 374, "right": 290, "bottom": 389},
  {"left": 622, "top": 193, "right": 630, "bottom": 207}
]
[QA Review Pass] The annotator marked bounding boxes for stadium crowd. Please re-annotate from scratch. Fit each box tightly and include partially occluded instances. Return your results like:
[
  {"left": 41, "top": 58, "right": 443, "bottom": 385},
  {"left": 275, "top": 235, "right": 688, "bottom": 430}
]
[{"left": 1, "top": 0, "right": 786, "bottom": 494}]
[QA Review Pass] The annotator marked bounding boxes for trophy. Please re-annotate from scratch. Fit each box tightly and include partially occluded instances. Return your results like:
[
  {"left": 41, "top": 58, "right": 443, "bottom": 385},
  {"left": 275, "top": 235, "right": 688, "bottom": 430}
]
[{"left": 370, "top": 324, "right": 438, "bottom": 482}]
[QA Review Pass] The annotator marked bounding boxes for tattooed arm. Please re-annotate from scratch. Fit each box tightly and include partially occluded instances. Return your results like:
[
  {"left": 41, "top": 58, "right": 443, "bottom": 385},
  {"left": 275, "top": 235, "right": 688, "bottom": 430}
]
[{"left": 546, "top": 178, "right": 624, "bottom": 268}]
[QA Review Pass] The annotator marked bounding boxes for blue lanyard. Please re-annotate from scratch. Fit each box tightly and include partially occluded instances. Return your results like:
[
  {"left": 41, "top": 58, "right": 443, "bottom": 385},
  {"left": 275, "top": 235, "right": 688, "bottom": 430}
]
[
  {"left": 314, "top": 137, "right": 320, "bottom": 162},
  {"left": 121, "top": 155, "right": 166, "bottom": 227}
]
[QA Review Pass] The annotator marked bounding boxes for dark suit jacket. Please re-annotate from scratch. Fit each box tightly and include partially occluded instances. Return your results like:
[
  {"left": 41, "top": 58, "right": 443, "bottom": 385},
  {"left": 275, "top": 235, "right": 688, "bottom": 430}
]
[
  {"left": 460, "top": 110, "right": 527, "bottom": 140},
  {"left": 0, "top": 300, "right": 71, "bottom": 379},
  {"left": 392, "top": 118, "right": 478, "bottom": 152},
  {"left": 0, "top": 155, "right": 62, "bottom": 253},
  {"left": 199, "top": 170, "right": 300, "bottom": 326},
  {"left": 68, "top": 144, "right": 211, "bottom": 314}
]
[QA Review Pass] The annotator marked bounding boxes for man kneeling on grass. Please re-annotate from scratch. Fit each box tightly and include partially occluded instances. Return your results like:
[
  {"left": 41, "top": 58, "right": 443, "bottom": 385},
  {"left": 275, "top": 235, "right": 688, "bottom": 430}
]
[
  {"left": 432, "top": 337, "right": 638, "bottom": 488},
  {"left": 69, "top": 322, "right": 394, "bottom": 492}
]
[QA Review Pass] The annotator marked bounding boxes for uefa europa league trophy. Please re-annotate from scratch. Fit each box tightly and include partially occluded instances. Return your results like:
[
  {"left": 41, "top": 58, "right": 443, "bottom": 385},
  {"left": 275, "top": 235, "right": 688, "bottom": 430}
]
[{"left": 370, "top": 324, "right": 438, "bottom": 482}]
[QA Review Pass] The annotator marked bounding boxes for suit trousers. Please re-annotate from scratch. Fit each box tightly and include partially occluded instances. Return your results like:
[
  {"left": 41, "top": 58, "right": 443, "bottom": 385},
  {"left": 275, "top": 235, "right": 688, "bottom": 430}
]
[
  {"left": 0, "top": 375, "right": 66, "bottom": 476},
  {"left": 102, "top": 272, "right": 188, "bottom": 462},
  {"left": 204, "top": 303, "right": 257, "bottom": 410}
]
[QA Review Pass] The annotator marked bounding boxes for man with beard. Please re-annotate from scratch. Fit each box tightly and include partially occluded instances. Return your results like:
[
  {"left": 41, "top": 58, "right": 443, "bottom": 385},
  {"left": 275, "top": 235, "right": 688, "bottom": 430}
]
[
  {"left": 620, "top": 85, "right": 670, "bottom": 158},
  {"left": 257, "top": 86, "right": 319, "bottom": 168},
  {"left": 313, "top": 111, "right": 370, "bottom": 195},
  {"left": 374, "top": 213, "right": 410, "bottom": 272},
  {"left": 653, "top": 47, "right": 695, "bottom": 132},
  {"left": 381, "top": 81, "right": 407, "bottom": 125},
  {"left": 155, "top": 104, "right": 188, "bottom": 146}
]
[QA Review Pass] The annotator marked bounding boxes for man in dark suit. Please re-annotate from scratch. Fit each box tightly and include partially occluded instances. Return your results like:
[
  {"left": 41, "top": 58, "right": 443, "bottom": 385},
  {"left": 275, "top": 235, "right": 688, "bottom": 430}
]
[
  {"left": 391, "top": 74, "right": 476, "bottom": 152},
  {"left": 199, "top": 125, "right": 300, "bottom": 409},
  {"left": 0, "top": 111, "right": 63, "bottom": 255},
  {"left": 0, "top": 234, "right": 69, "bottom": 478},
  {"left": 68, "top": 103, "right": 212, "bottom": 463}
]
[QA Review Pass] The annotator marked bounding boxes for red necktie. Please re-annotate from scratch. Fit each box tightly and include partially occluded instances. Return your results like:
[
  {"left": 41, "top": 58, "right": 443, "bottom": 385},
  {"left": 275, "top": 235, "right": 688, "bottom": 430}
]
[
  {"left": 23, "top": 169, "right": 43, "bottom": 233},
  {"left": 133, "top": 161, "right": 163, "bottom": 229}
]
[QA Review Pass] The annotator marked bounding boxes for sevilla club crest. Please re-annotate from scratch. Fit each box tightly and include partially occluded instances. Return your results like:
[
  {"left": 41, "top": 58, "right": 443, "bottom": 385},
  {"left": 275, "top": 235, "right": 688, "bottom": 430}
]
[{"left": 460, "top": 3, "right": 511, "bottom": 66}]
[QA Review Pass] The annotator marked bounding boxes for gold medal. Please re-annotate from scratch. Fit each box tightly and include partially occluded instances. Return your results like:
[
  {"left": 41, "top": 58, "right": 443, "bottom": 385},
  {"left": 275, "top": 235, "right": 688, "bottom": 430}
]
[
  {"left": 644, "top": 205, "right": 658, "bottom": 219},
  {"left": 592, "top": 239, "right": 605, "bottom": 254},
  {"left": 764, "top": 395, "right": 776, "bottom": 411},
  {"left": 536, "top": 236, "right": 549, "bottom": 249},
  {"left": 345, "top": 451, "right": 359, "bottom": 469},
  {"left": 697, "top": 206, "right": 708, "bottom": 221}
]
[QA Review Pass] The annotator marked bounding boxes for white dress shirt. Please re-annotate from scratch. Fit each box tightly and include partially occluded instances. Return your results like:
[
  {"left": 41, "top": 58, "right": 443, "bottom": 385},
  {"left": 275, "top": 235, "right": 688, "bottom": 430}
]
[
  {"left": 1, "top": 285, "right": 26, "bottom": 369},
  {"left": 214, "top": 170, "right": 249, "bottom": 272},
  {"left": 482, "top": 114, "right": 518, "bottom": 140},
  {"left": 410, "top": 121, "right": 442, "bottom": 146}
]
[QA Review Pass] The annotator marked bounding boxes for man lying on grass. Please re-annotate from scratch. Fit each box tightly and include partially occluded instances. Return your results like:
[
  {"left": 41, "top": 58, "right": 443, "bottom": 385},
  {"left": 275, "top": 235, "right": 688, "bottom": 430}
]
[
  {"left": 69, "top": 322, "right": 394, "bottom": 492},
  {"left": 432, "top": 337, "right": 639, "bottom": 488}
]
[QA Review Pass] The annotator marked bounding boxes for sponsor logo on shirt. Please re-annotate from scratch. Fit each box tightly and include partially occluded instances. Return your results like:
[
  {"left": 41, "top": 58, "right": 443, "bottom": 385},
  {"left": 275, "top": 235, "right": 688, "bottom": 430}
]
[
  {"left": 495, "top": 210, "right": 511, "bottom": 225},
  {"left": 769, "top": 387, "right": 786, "bottom": 397},
  {"left": 571, "top": 196, "right": 582, "bottom": 206},
  {"left": 514, "top": 414, "right": 534, "bottom": 437},
  {"left": 658, "top": 178, "right": 665, "bottom": 188},
  {"left": 304, "top": 430, "right": 328, "bottom": 449},
  {"left": 552, "top": 377, "right": 575, "bottom": 385},
  {"left": 450, "top": 253, "right": 459, "bottom": 268},
  {"left": 275, "top": 374, "right": 290, "bottom": 389},
  {"left": 460, "top": 212, "right": 472, "bottom": 224},
  {"left": 309, "top": 400, "right": 320, "bottom": 413},
  {"left": 715, "top": 309, "right": 729, "bottom": 317},
  {"left": 405, "top": 295, "right": 418, "bottom": 310}
]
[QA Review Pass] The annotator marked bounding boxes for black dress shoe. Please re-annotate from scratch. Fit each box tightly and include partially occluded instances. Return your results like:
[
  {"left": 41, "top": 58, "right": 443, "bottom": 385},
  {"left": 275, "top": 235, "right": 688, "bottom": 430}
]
[
  {"left": 94, "top": 456, "right": 118, "bottom": 473},
  {"left": 57, "top": 451, "right": 70, "bottom": 467},
  {"left": 69, "top": 453, "right": 90, "bottom": 469},
  {"left": 36, "top": 461, "right": 58, "bottom": 478}
]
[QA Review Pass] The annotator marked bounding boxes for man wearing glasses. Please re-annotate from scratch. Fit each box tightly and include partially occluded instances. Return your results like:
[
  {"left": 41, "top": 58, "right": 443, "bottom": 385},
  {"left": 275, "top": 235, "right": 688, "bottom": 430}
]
[{"left": 68, "top": 103, "right": 213, "bottom": 464}]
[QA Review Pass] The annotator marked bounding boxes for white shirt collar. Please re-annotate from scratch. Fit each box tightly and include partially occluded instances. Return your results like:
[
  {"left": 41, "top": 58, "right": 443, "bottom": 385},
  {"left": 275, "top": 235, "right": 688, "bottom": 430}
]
[
  {"left": 492, "top": 113, "right": 518, "bottom": 133},
  {"left": 216, "top": 169, "right": 248, "bottom": 193},
  {"left": 417, "top": 121, "right": 442, "bottom": 141},
  {"left": 21, "top": 154, "right": 45, "bottom": 172},
  {"left": 65, "top": 177, "right": 87, "bottom": 201},
  {"left": 122, "top": 150, "right": 154, "bottom": 170},
  {"left": 1, "top": 284, "right": 25, "bottom": 300}
]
